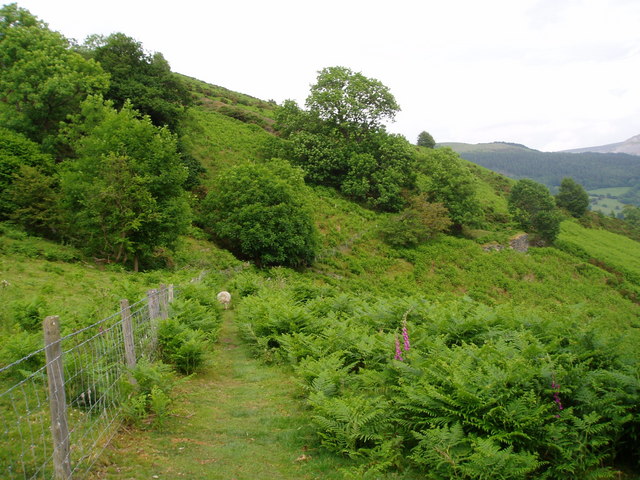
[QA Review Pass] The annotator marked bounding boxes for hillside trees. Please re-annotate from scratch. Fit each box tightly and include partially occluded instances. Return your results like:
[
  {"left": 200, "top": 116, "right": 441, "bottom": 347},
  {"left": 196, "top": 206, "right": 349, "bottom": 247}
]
[
  {"left": 509, "top": 179, "right": 562, "bottom": 242},
  {"left": 201, "top": 160, "right": 318, "bottom": 267},
  {"left": 417, "top": 147, "right": 483, "bottom": 229},
  {"left": 417, "top": 130, "right": 436, "bottom": 148},
  {"left": 306, "top": 66, "right": 399, "bottom": 138},
  {"left": 0, "top": 128, "right": 55, "bottom": 219},
  {"left": 275, "top": 67, "right": 415, "bottom": 211},
  {"left": 380, "top": 196, "right": 452, "bottom": 247},
  {"left": 556, "top": 177, "right": 589, "bottom": 217},
  {"left": 58, "top": 96, "right": 191, "bottom": 270},
  {"left": 83, "top": 32, "right": 191, "bottom": 131},
  {"left": 0, "top": 4, "right": 109, "bottom": 150}
]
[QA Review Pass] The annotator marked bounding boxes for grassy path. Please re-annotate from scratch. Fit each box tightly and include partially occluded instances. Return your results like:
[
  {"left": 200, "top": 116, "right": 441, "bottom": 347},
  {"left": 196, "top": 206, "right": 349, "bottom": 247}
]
[{"left": 89, "top": 312, "right": 351, "bottom": 479}]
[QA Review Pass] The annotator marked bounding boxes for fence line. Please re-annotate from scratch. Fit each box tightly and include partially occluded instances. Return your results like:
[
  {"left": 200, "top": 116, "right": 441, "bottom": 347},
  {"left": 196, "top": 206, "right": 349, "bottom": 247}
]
[{"left": 0, "top": 285, "right": 175, "bottom": 479}]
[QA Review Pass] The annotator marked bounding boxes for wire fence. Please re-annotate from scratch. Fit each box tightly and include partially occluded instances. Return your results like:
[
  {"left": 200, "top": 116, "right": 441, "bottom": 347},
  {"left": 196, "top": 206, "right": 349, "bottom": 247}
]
[{"left": 0, "top": 285, "right": 174, "bottom": 479}]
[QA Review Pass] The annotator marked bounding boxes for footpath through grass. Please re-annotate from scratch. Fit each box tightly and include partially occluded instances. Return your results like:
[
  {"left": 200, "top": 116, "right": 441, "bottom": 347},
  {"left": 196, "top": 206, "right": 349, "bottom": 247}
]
[{"left": 89, "top": 312, "right": 358, "bottom": 479}]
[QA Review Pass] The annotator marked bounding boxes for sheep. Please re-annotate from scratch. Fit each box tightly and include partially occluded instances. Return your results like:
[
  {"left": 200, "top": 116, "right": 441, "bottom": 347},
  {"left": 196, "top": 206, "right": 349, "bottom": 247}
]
[{"left": 217, "top": 291, "right": 232, "bottom": 309}]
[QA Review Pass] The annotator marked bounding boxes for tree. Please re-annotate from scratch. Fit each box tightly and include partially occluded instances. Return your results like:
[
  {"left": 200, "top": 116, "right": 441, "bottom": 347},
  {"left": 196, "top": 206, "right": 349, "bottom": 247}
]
[
  {"left": 509, "top": 178, "right": 561, "bottom": 242},
  {"left": 380, "top": 197, "right": 451, "bottom": 247},
  {"left": 555, "top": 177, "right": 589, "bottom": 217},
  {"left": 305, "top": 66, "right": 400, "bottom": 139},
  {"left": 85, "top": 33, "right": 191, "bottom": 130},
  {"left": 0, "top": 4, "right": 108, "bottom": 149},
  {"left": 276, "top": 67, "right": 414, "bottom": 212},
  {"left": 417, "top": 131, "right": 436, "bottom": 148},
  {"left": 6, "top": 165, "right": 62, "bottom": 238},
  {"left": 202, "top": 160, "right": 318, "bottom": 267},
  {"left": 0, "top": 127, "right": 54, "bottom": 219},
  {"left": 623, "top": 205, "right": 640, "bottom": 229},
  {"left": 417, "top": 147, "right": 482, "bottom": 229},
  {"left": 59, "top": 96, "right": 191, "bottom": 270}
]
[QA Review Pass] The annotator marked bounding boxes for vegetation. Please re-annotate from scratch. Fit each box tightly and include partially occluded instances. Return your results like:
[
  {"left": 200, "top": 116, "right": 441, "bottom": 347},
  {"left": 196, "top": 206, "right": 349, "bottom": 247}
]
[
  {"left": 417, "top": 130, "right": 436, "bottom": 148},
  {"left": 81, "top": 32, "right": 192, "bottom": 131},
  {"left": 201, "top": 160, "right": 318, "bottom": 267},
  {"left": 509, "top": 179, "right": 562, "bottom": 242},
  {"left": 2, "top": 4, "right": 640, "bottom": 478},
  {"left": 444, "top": 141, "right": 640, "bottom": 193},
  {"left": 556, "top": 177, "right": 590, "bottom": 217},
  {"left": 275, "top": 66, "right": 416, "bottom": 212},
  {"left": 0, "top": 3, "right": 109, "bottom": 151}
]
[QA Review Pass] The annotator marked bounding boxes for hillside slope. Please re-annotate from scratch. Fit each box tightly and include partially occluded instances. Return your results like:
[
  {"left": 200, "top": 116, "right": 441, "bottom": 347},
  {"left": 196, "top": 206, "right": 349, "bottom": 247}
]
[
  {"left": 442, "top": 141, "right": 640, "bottom": 190},
  {"left": 563, "top": 133, "right": 640, "bottom": 155}
]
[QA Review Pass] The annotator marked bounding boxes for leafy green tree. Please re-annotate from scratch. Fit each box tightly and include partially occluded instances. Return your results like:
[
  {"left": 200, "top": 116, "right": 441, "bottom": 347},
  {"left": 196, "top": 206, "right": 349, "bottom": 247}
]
[
  {"left": 276, "top": 68, "right": 414, "bottom": 211},
  {"left": 380, "top": 197, "right": 451, "bottom": 247},
  {"left": 202, "top": 160, "right": 318, "bottom": 267},
  {"left": 417, "top": 131, "right": 436, "bottom": 148},
  {"left": 0, "top": 4, "right": 108, "bottom": 148},
  {"left": 85, "top": 33, "right": 191, "bottom": 130},
  {"left": 555, "top": 177, "right": 589, "bottom": 217},
  {"left": 0, "top": 127, "right": 54, "bottom": 218},
  {"left": 5, "top": 165, "right": 62, "bottom": 237},
  {"left": 306, "top": 66, "right": 400, "bottom": 139},
  {"left": 59, "top": 96, "right": 191, "bottom": 270},
  {"left": 417, "top": 147, "right": 482, "bottom": 229},
  {"left": 623, "top": 205, "right": 640, "bottom": 229},
  {"left": 509, "top": 178, "right": 561, "bottom": 242}
]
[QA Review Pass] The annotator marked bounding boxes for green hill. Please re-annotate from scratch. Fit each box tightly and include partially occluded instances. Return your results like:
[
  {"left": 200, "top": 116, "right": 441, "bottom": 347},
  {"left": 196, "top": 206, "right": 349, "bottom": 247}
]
[
  {"left": 2, "top": 6, "right": 640, "bottom": 477},
  {"left": 442, "top": 141, "right": 640, "bottom": 192}
]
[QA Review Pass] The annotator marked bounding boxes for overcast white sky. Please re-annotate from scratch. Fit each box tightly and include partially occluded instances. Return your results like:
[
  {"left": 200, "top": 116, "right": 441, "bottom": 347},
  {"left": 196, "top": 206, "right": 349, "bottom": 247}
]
[{"left": 10, "top": 0, "right": 640, "bottom": 151}]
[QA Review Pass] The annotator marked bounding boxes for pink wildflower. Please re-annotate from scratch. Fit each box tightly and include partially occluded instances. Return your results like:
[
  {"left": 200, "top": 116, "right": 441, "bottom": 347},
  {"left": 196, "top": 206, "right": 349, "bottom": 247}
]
[
  {"left": 394, "top": 335, "right": 404, "bottom": 361},
  {"left": 551, "top": 379, "right": 563, "bottom": 411},
  {"left": 402, "top": 319, "right": 410, "bottom": 351}
]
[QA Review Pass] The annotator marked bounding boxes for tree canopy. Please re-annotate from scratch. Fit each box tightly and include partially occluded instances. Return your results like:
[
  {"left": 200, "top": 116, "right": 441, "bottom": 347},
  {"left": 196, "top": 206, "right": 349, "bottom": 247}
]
[
  {"left": 555, "top": 177, "right": 589, "bottom": 217},
  {"left": 202, "top": 161, "right": 318, "bottom": 267},
  {"left": 417, "top": 131, "right": 436, "bottom": 148},
  {"left": 59, "top": 96, "right": 191, "bottom": 270},
  {"left": 275, "top": 67, "right": 414, "bottom": 211},
  {"left": 417, "top": 147, "right": 482, "bottom": 229},
  {"left": 509, "top": 178, "right": 561, "bottom": 242},
  {"left": 306, "top": 66, "right": 400, "bottom": 139},
  {"left": 84, "top": 32, "right": 191, "bottom": 131},
  {"left": 0, "top": 3, "right": 109, "bottom": 149}
]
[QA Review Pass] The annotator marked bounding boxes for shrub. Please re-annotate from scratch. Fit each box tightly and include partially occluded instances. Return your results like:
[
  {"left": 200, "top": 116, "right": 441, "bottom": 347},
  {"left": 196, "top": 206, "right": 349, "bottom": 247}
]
[
  {"left": 380, "top": 198, "right": 452, "bottom": 247},
  {"left": 202, "top": 160, "right": 319, "bottom": 267}
]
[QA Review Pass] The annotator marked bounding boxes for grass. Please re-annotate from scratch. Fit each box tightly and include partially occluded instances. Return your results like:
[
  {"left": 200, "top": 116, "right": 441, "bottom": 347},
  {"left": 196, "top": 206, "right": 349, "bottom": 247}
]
[
  {"left": 559, "top": 219, "right": 640, "bottom": 282},
  {"left": 89, "top": 312, "right": 421, "bottom": 479}
]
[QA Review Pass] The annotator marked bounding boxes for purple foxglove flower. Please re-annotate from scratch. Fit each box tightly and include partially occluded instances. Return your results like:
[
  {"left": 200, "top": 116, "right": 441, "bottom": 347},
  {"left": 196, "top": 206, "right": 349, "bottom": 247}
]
[
  {"left": 402, "top": 320, "right": 410, "bottom": 351},
  {"left": 394, "top": 335, "right": 404, "bottom": 361}
]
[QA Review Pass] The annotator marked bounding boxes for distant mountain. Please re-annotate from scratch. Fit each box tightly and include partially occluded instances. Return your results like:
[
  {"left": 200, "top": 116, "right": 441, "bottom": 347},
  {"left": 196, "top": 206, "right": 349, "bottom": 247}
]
[
  {"left": 562, "top": 134, "right": 640, "bottom": 155},
  {"left": 440, "top": 141, "right": 640, "bottom": 191}
]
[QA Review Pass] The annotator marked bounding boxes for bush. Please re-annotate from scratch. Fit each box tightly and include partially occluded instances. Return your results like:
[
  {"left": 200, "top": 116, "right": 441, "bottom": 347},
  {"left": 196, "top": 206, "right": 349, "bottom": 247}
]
[
  {"left": 202, "top": 160, "right": 319, "bottom": 267},
  {"left": 380, "top": 198, "right": 452, "bottom": 247}
]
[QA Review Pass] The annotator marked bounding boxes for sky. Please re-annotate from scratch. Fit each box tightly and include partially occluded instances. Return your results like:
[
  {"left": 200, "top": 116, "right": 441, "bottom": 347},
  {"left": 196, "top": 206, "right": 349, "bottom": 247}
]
[{"left": 9, "top": 0, "right": 640, "bottom": 151}]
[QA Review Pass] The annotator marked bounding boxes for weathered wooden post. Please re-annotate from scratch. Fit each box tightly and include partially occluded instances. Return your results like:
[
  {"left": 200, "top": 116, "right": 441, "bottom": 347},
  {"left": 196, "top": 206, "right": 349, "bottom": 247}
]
[
  {"left": 120, "top": 299, "right": 136, "bottom": 370},
  {"left": 43, "top": 315, "right": 72, "bottom": 480},
  {"left": 147, "top": 289, "right": 160, "bottom": 353},
  {"left": 158, "top": 284, "right": 169, "bottom": 320}
]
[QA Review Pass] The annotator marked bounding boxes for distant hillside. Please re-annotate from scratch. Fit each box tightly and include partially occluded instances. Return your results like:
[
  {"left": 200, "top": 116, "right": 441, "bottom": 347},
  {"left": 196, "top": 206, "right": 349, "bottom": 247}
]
[
  {"left": 441, "top": 141, "right": 640, "bottom": 190},
  {"left": 563, "top": 134, "right": 640, "bottom": 155}
]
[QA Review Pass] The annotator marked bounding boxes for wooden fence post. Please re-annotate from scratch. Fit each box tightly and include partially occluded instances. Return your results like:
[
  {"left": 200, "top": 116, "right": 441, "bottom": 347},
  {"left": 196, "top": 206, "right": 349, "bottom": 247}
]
[
  {"left": 147, "top": 289, "right": 159, "bottom": 320},
  {"left": 147, "top": 289, "right": 160, "bottom": 352},
  {"left": 120, "top": 299, "right": 136, "bottom": 370},
  {"left": 43, "top": 315, "right": 72, "bottom": 480},
  {"left": 158, "top": 284, "right": 169, "bottom": 320}
]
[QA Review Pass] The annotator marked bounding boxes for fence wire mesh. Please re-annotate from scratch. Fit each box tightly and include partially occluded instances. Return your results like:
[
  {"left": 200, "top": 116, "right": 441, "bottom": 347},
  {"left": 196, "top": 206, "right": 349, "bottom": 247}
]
[{"left": 0, "top": 286, "right": 173, "bottom": 479}]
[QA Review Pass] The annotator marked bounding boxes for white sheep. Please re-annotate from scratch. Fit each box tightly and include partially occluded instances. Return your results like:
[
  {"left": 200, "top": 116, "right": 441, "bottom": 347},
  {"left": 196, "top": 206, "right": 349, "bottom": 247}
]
[{"left": 216, "top": 291, "right": 232, "bottom": 309}]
